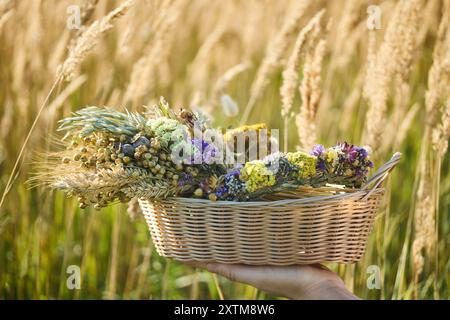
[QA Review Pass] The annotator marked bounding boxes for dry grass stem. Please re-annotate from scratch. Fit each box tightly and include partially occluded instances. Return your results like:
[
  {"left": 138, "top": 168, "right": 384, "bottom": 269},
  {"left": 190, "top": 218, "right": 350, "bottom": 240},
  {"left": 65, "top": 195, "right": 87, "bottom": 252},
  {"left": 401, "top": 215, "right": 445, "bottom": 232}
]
[
  {"left": 412, "top": 1, "right": 449, "bottom": 290},
  {"left": 212, "top": 62, "right": 252, "bottom": 102},
  {"left": 280, "top": 9, "right": 325, "bottom": 151},
  {"left": 241, "top": 0, "right": 311, "bottom": 124},
  {"left": 124, "top": 0, "right": 184, "bottom": 104},
  {"left": 57, "top": 0, "right": 134, "bottom": 82},
  {"left": 296, "top": 38, "right": 326, "bottom": 150},
  {"left": 363, "top": 0, "right": 423, "bottom": 150}
]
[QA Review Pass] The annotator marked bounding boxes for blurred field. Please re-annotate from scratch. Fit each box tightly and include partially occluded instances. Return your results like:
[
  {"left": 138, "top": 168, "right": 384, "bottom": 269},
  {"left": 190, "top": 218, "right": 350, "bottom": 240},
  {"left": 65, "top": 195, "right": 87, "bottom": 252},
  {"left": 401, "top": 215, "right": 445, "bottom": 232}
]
[{"left": 0, "top": 0, "right": 449, "bottom": 299}]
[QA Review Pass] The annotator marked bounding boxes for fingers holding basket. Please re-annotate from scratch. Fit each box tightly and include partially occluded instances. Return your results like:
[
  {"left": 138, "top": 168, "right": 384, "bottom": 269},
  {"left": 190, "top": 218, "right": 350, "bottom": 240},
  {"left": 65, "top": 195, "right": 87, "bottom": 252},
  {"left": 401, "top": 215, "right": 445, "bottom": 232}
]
[{"left": 178, "top": 260, "right": 354, "bottom": 300}]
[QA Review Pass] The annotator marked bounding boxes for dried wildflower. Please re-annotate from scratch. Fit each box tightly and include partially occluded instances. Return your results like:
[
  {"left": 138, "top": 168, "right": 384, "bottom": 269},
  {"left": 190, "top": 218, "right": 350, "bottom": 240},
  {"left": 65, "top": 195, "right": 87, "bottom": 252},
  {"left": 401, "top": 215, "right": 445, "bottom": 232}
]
[
  {"left": 223, "top": 123, "right": 267, "bottom": 142},
  {"left": 263, "top": 152, "right": 296, "bottom": 178},
  {"left": 286, "top": 151, "right": 317, "bottom": 179},
  {"left": 191, "top": 138, "right": 219, "bottom": 164},
  {"left": 36, "top": 98, "right": 375, "bottom": 207},
  {"left": 177, "top": 172, "right": 193, "bottom": 187},
  {"left": 216, "top": 169, "right": 245, "bottom": 200},
  {"left": 312, "top": 143, "right": 373, "bottom": 187},
  {"left": 194, "top": 188, "right": 203, "bottom": 197},
  {"left": 310, "top": 144, "right": 325, "bottom": 157},
  {"left": 240, "top": 160, "right": 276, "bottom": 192},
  {"left": 208, "top": 193, "right": 217, "bottom": 201}
]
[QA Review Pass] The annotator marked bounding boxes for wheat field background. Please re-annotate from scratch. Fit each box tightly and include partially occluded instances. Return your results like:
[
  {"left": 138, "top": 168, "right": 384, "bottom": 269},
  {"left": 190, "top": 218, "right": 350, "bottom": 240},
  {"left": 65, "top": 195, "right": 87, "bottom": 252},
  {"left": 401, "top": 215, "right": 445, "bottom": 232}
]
[{"left": 0, "top": 0, "right": 449, "bottom": 300}]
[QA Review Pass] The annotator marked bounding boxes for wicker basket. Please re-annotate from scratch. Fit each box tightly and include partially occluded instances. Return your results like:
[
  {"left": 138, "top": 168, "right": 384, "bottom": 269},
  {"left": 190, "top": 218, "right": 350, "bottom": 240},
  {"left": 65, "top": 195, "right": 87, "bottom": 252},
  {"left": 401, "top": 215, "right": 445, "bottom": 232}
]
[{"left": 139, "top": 153, "right": 401, "bottom": 265}]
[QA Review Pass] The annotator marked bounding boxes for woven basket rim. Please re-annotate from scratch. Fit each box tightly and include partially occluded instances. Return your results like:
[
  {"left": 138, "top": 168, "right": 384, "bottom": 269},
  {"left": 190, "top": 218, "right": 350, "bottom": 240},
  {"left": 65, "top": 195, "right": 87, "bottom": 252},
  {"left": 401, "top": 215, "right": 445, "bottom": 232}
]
[{"left": 145, "top": 187, "right": 384, "bottom": 206}]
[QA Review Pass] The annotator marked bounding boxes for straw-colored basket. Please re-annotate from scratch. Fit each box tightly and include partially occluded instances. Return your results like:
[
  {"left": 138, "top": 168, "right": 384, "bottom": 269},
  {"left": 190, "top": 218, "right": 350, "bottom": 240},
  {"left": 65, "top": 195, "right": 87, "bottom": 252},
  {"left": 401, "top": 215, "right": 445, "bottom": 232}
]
[{"left": 139, "top": 153, "right": 401, "bottom": 265}]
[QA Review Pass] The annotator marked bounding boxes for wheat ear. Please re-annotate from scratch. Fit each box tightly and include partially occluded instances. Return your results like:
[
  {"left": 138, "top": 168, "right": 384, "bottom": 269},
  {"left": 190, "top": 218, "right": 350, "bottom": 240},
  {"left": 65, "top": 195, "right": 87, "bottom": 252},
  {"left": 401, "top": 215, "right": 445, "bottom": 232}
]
[
  {"left": 241, "top": 0, "right": 311, "bottom": 125},
  {"left": 57, "top": 0, "right": 134, "bottom": 82},
  {"left": 279, "top": 9, "right": 325, "bottom": 151}
]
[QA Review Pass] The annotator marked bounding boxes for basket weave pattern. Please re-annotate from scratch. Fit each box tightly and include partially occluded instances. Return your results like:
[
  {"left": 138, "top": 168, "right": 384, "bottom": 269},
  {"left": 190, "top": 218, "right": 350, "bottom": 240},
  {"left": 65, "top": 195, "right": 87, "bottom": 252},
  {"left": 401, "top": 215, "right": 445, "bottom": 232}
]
[{"left": 139, "top": 153, "right": 400, "bottom": 265}]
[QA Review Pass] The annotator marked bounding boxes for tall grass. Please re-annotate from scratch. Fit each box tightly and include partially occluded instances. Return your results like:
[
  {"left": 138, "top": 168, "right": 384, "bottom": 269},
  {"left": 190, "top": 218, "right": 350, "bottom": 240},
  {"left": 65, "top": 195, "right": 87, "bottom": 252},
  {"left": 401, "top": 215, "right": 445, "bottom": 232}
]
[{"left": 0, "top": 0, "right": 448, "bottom": 299}]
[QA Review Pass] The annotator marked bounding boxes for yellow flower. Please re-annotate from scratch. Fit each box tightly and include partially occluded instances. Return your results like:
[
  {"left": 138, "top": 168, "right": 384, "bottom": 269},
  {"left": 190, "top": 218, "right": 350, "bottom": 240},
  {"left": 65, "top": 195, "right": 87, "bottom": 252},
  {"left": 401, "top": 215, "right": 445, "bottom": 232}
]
[
  {"left": 325, "top": 149, "right": 338, "bottom": 164},
  {"left": 194, "top": 188, "right": 203, "bottom": 197},
  {"left": 286, "top": 151, "right": 317, "bottom": 179},
  {"left": 208, "top": 175, "right": 219, "bottom": 189},
  {"left": 240, "top": 160, "right": 276, "bottom": 192},
  {"left": 224, "top": 123, "right": 267, "bottom": 142}
]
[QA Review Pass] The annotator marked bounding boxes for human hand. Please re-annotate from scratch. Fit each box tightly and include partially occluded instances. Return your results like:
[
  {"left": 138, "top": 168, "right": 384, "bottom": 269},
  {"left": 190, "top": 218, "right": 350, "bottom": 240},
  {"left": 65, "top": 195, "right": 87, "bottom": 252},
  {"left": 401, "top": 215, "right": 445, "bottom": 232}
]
[{"left": 183, "top": 261, "right": 359, "bottom": 300}]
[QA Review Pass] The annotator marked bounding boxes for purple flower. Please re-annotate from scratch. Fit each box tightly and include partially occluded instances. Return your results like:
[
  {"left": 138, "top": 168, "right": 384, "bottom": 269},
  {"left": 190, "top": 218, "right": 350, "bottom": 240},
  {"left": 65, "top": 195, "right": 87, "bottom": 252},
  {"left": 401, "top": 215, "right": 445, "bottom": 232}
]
[
  {"left": 216, "top": 168, "right": 245, "bottom": 199},
  {"left": 177, "top": 173, "right": 193, "bottom": 187},
  {"left": 310, "top": 144, "right": 325, "bottom": 156},
  {"left": 199, "top": 178, "right": 212, "bottom": 193},
  {"left": 348, "top": 149, "right": 358, "bottom": 163},
  {"left": 225, "top": 169, "right": 241, "bottom": 180},
  {"left": 338, "top": 142, "right": 352, "bottom": 153},
  {"left": 336, "top": 142, "right": 370, "bottom": 164},
  {"left": 191, "top": 138, "right": 219, "bottom": 164},
  {"left": 355, "top": 146, "right": 368, "bottom": 159},
  {"left": 191, "top": 138, "right": 209, "bottom": 150},
  {"left": 310, "top": 145, "right": 327, "bottom": 172},
  {"left": 215, "top": 186, "right": 227, "bottom": 197},
  {"left": 316, "top": 160, "right": 327, "bottom": 172}
]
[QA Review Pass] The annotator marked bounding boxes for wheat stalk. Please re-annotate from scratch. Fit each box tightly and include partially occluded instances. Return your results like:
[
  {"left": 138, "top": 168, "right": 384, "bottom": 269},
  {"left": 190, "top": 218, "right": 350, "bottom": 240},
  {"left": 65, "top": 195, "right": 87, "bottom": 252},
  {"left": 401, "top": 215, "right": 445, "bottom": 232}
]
[
  {"left": 432, "top": 100, "right": 450, "bottom": 155},
  {"left": 363, "top": 0, "right": 423, "bottom": 150},
  {"left": 394, "top": 103, "right": 421, "bottom": 149},
  {"left": 80, "top": 0, "right": 99, "bottom": 25},
  {"left": 188, "top": 25, "right": 227, "bottom": 90},
  {"left": 57, "top": 0, "right": 134, "bottom": 82},
  {"left": 412, "top": 1, "right": 449, "bottom": 297},
  {"left": 212, "top": 62, "right": 251, "bottom": 102},
  {"left": 296, "top": 38, "right": 326, "bottom": 151},
  {"left": 240, "top": 0, "right": 311, "bottom": 125},
  {"left": 124, "top": 0, "right": 184, "bottom": 104},
  {"left": 45, "top": 75, "right": 88, "bottom": 122},
  {"left": 0, "top": 0, "right": 14, "bottom": 32},
  {"left": 279, "top": 9, "right": 325, "bottom": 151}
]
